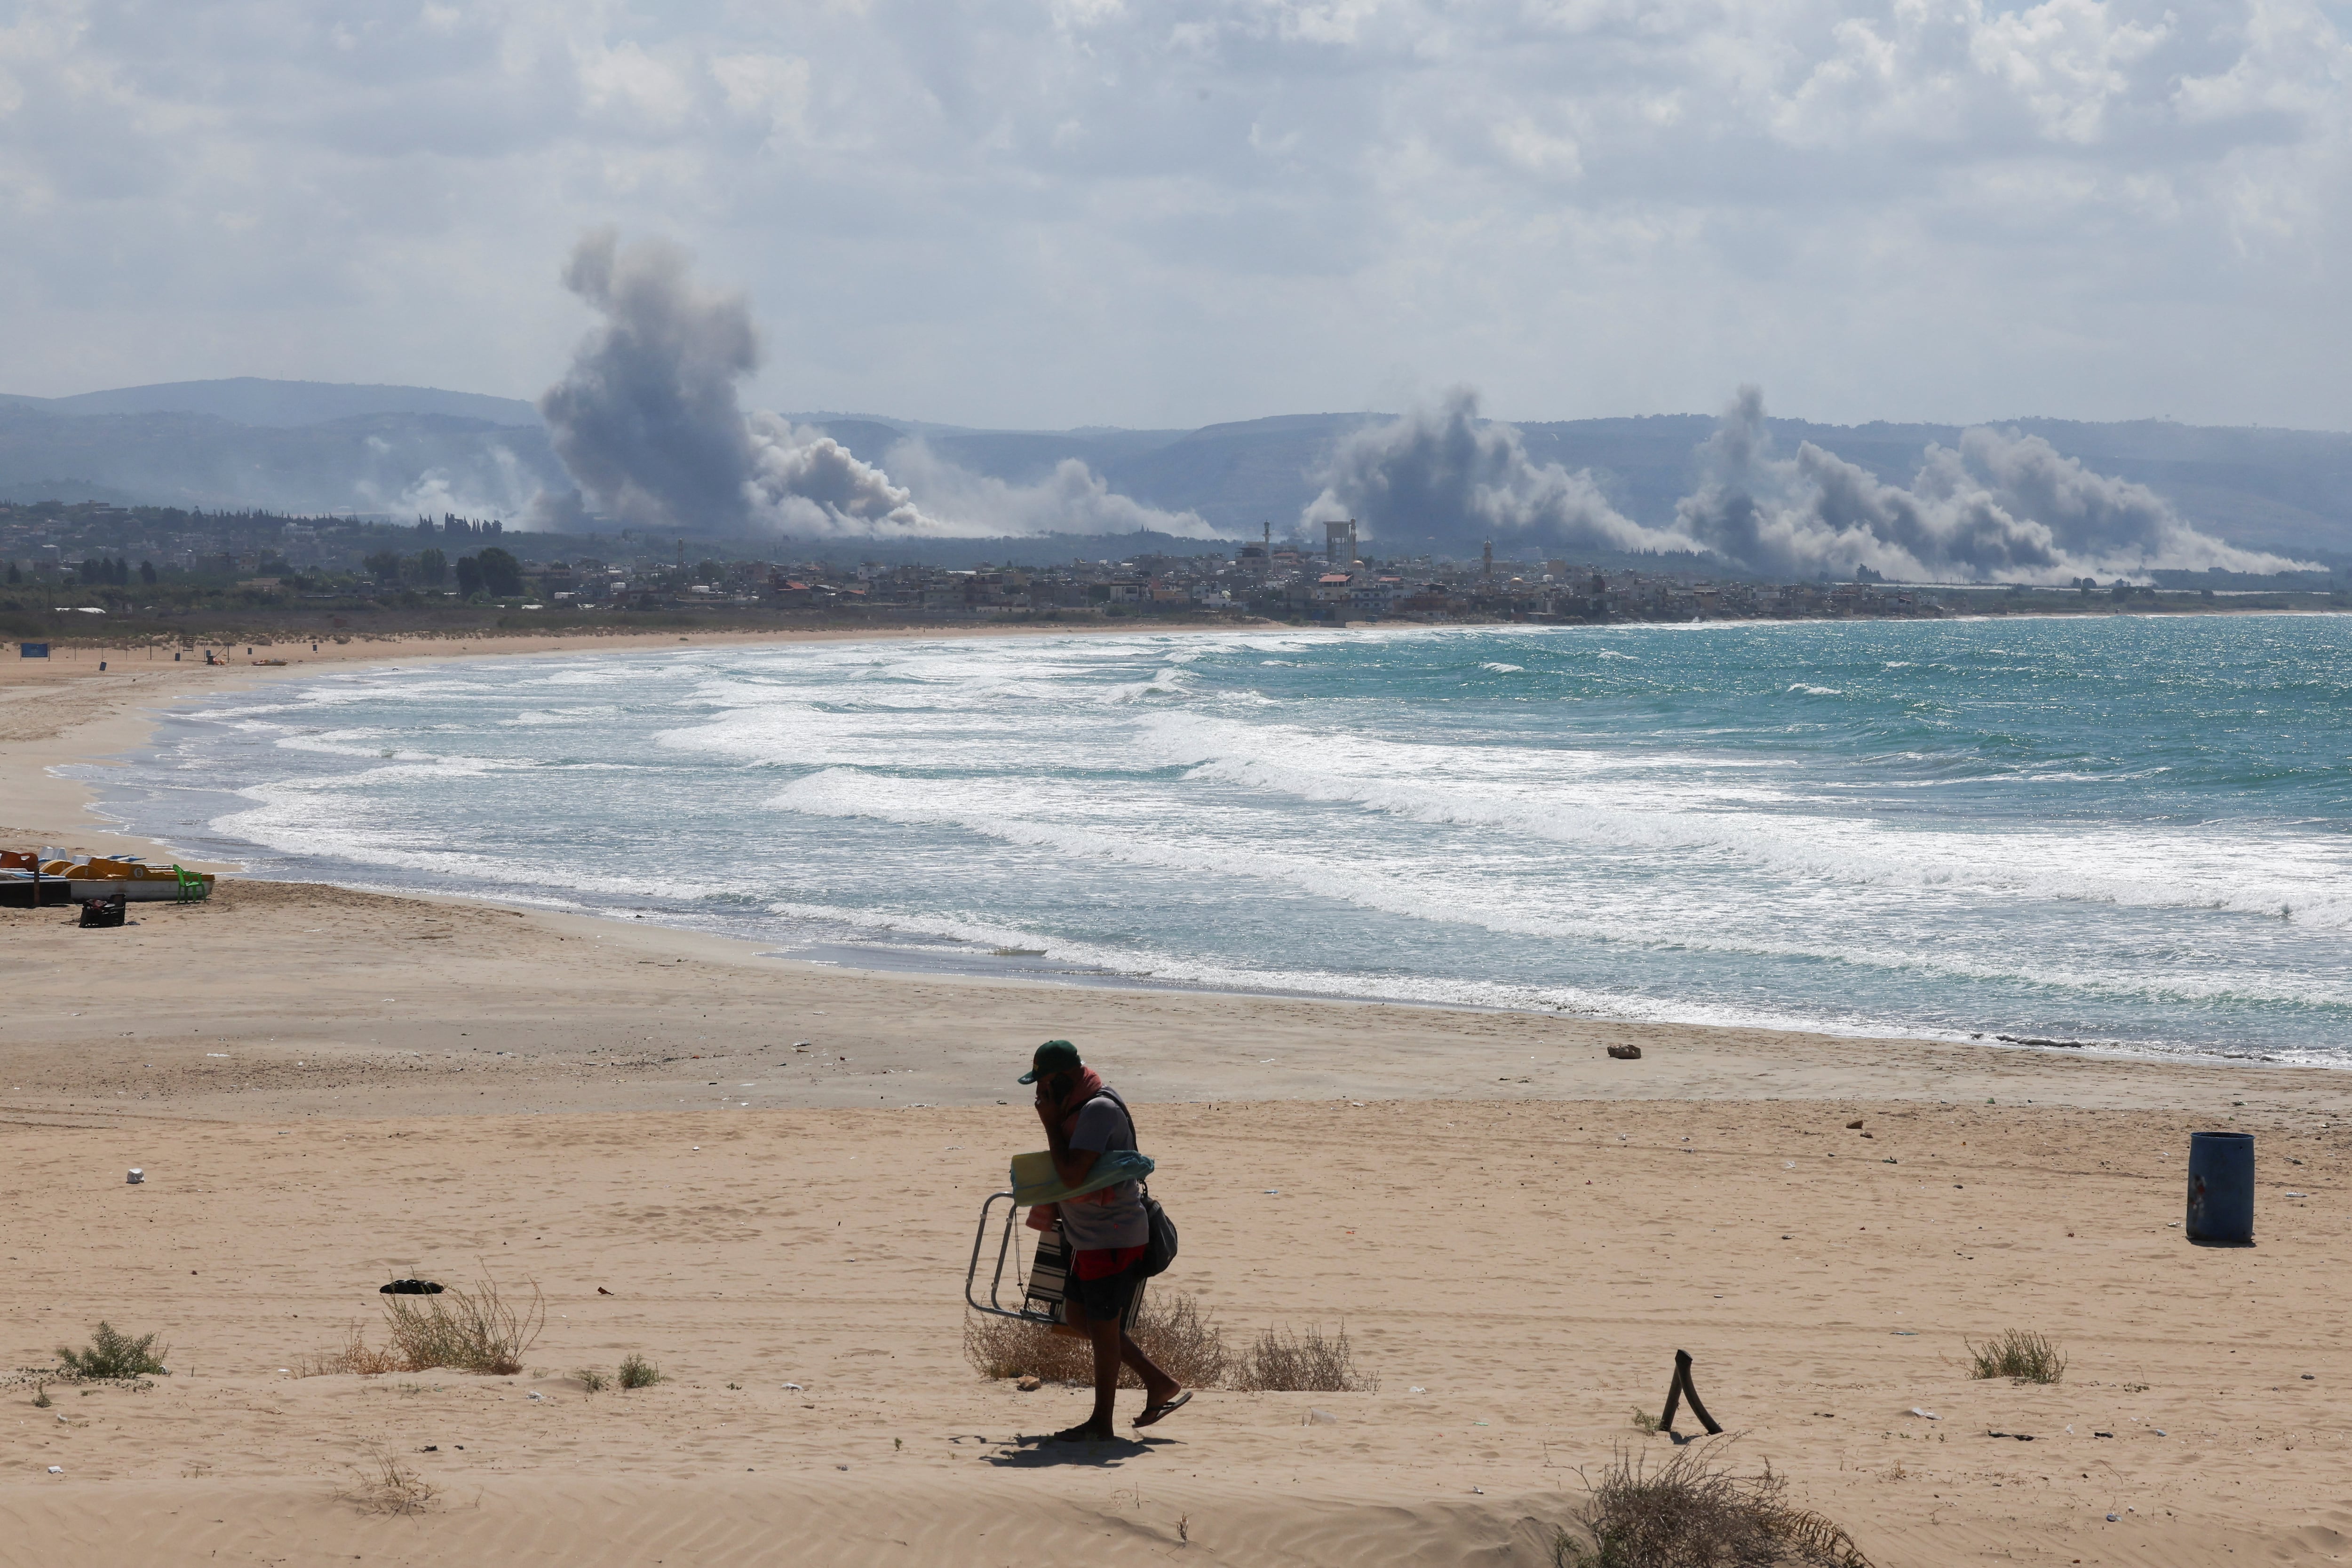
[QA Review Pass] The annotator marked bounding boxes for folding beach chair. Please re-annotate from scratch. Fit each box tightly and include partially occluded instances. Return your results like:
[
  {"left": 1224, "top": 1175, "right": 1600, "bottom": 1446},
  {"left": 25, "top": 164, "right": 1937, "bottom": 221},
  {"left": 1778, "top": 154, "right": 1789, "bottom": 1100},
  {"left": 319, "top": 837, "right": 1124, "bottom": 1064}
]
[{"left": 965, "top": 1148, "right": 1155, "bottom": 1334}]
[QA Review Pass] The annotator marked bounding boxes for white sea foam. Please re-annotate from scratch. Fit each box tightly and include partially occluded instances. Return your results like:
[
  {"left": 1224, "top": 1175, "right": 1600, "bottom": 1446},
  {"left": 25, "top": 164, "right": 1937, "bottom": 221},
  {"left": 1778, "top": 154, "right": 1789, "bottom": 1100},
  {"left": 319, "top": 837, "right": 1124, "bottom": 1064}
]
[
  {"left": 88, "top": 620, "right": 2352, "bottom": 1058},
  {"left": 500, "top": 705, "right": 623, "bottom": 727},
  {"left": 755, "top": 766, "right": 2348, "bottom": 1007},
  {"left": 1125, "top": 710, "right": 2352, "bottom": 931}
]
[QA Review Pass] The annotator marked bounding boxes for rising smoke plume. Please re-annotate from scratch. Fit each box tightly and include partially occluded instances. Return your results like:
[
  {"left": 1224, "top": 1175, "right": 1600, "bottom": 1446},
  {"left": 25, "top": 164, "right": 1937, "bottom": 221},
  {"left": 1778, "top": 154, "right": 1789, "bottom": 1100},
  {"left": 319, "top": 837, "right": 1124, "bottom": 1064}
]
[
  {"left": 1303, "top": 388, "right": 1695, "bottom": 555},
  {"left": 536, "top": 229, "right": 1203, "bottom": 539},
  {"left": 1672, "top": 388, "right": 2315, "bottom": 582},
  {"left": 879, "top": 438, "right": 1215, "bottom": 539},
  {"left": 1311, "top": 385, "right": 2313, "bottom": 581}
]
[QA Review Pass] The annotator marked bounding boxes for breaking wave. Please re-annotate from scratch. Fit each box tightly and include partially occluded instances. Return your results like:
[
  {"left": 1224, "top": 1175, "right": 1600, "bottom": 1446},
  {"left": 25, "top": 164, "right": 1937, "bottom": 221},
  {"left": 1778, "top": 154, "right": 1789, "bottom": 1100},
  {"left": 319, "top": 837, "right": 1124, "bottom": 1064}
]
[{"left": 76, "top": 616, "right": 2352, "bottom": 1062}]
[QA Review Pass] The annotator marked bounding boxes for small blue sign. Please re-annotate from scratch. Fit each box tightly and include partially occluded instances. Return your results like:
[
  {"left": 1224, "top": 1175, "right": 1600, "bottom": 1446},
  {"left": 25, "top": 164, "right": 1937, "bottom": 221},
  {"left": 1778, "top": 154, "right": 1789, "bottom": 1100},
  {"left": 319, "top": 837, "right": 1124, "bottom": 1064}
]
[{"left": 18, "top": 642, "right": 49, "bottom": 658}]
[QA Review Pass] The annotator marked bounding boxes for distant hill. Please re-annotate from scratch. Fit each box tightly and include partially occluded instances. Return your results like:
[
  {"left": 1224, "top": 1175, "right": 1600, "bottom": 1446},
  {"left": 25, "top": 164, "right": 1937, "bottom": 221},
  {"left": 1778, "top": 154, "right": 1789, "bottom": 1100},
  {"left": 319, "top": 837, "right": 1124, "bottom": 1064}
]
[
  {"left": 833, "top": 411, "right": 2352, "bottom": 562},
  {"left": 15, "top": 378, "right": 543, "bottom": 428},
  {"left": 0, "top": 407, "right": 565, "bottom": 515},
  {"left": 2, "top": 382, "right": 2347, "bottom": 562},
  {"left": 803, "top": 412, "right": 1368, "bottom": 538}
]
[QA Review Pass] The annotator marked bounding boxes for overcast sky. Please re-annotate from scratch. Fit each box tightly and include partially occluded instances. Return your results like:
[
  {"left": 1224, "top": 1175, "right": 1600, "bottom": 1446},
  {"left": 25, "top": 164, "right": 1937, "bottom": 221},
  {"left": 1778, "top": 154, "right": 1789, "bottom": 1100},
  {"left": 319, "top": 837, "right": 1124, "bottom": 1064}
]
[{"left": 3, "top": 0, "right": 2346, "bottom": 430}]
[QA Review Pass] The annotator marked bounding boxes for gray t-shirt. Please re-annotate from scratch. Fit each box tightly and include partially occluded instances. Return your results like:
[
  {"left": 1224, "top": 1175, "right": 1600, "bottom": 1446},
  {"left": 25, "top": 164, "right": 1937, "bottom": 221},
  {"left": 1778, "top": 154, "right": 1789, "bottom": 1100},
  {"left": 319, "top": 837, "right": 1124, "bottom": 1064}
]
[{"left": 1058, "top": 1092, "right": 1149, "bottom": 1252}]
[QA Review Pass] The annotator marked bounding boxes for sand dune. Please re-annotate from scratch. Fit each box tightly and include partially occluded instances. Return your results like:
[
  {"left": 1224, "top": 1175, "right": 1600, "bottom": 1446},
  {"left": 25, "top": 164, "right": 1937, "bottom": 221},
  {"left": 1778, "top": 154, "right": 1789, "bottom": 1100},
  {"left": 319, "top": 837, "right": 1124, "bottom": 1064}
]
[{"left": 4, "top": 1071, "right": 2347, "bottom": 1566}]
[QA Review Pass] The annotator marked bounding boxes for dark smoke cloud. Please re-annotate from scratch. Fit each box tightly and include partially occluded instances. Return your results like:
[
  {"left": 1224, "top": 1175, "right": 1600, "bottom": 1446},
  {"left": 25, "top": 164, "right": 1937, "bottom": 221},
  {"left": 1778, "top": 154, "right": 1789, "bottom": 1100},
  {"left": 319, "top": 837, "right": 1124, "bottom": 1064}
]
[
  {"left": 536, "top": 229, "right": 1205, "bottom": 539},
  {"left": 538, "top": 229, "right": 935, "bottom": 536},
  {"left": 1317, "top": 384, "right": 2314, "bottom": 580},
  {"left": 1674, "top": 387, "right": 2314, "bottom": 581},
  {"left": 1303, "top": 388, "right": 1695, "bottom": 554},
  {"left": 524, "top": 488, "right": 590, "bottom": 531}
]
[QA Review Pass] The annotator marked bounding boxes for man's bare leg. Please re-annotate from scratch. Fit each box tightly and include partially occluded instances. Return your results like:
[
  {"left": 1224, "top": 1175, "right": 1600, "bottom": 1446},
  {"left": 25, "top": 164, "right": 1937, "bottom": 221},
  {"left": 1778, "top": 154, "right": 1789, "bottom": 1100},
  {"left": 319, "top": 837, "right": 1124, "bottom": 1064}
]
[
  {"left": 1049, "top": 1297, "right": 1121, "bottom": 1440},
  {"left": 1083, "top": 1311, "right": 1124, "bottom": 1436},
  {"left": 1119, "top": 1333, "right": 1180, "bottom": 1410},
  {"left": 1057, "top": 1298, "right": 1179, "bottom": 1439}
]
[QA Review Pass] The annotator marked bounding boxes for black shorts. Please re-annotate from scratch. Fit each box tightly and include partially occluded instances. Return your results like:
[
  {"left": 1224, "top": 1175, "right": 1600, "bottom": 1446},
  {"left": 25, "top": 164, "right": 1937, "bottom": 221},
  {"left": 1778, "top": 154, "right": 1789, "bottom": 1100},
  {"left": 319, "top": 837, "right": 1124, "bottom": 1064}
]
[{"left": 1068, "top": 1253, "right": 1144, "bottom": 1325}]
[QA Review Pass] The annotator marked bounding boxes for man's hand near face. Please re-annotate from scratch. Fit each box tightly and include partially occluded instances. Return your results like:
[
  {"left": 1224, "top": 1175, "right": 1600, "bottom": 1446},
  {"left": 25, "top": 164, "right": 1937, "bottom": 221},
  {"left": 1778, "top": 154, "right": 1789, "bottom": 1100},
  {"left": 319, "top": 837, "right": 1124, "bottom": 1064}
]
[{"left": 1037, "top": 1069, "right": 1100, "bottom": 1187}]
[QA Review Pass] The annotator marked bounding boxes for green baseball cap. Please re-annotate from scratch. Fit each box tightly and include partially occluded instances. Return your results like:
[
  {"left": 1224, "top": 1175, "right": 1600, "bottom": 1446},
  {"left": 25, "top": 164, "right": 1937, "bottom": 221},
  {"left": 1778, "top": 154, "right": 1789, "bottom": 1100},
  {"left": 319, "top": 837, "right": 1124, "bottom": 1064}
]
[{"left": 1018, "top": 1038, "right": 1082, "bottom": 1085}]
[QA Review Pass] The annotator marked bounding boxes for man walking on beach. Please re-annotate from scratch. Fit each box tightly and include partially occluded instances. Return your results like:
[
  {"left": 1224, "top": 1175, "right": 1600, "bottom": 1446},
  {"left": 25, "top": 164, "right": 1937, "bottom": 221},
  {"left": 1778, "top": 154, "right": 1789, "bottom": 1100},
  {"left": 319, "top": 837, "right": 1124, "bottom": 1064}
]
[{"left": 1023, "top": 1039, "right": 1188, "bottom": 1441}]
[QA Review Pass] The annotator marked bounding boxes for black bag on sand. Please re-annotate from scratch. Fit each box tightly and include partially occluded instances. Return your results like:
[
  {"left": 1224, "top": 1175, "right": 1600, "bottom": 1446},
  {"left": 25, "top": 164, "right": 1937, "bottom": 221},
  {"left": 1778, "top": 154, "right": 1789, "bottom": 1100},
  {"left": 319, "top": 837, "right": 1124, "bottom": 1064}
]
[{"left": 78, "top": 893, "right": 127, "bottom": 929}]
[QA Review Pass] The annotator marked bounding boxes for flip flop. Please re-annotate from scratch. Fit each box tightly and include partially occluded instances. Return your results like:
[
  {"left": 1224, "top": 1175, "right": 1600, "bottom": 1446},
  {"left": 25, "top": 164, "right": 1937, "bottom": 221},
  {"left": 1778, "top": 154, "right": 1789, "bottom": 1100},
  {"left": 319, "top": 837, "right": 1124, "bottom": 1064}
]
[
  {"left": 1050, "top": 1423, "right": 1112, "bottom": 1443},
  {"left": 1134, "top": 1390, "right": 1192, "bottom": 1428}
]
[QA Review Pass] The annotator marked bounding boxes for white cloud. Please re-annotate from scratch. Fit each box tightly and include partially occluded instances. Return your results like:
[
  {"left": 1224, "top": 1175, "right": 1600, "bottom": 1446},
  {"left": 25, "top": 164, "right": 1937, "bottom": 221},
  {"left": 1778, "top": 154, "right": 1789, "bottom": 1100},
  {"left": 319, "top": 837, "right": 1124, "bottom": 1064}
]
[
  {"left": 711, "top": 51, "right": 813, "bottom": 143},
  {"left": 576, "top": 41, "right": 697, "bottom": 132},
  {"left": 0, "top": 0, "right": 2343, "bottom": 431}
]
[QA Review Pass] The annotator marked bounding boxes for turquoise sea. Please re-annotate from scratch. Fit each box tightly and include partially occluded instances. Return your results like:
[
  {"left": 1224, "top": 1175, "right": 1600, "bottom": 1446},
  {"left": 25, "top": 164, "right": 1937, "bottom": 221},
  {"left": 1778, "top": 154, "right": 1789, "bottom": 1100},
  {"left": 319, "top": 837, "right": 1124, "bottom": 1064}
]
[{"left": 89, "top": 616, "right": 2352, "bottom": 1064}]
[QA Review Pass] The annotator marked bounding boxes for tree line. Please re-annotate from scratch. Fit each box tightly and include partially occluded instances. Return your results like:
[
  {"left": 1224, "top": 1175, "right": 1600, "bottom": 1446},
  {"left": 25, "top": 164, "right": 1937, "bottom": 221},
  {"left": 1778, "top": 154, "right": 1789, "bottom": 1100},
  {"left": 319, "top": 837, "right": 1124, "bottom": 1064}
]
[
  {"left": 365, "top": 545, "right": 522, "bottom": 597},
  {"left": 65, "top": 557, "right": 160, "bottom": 586}
]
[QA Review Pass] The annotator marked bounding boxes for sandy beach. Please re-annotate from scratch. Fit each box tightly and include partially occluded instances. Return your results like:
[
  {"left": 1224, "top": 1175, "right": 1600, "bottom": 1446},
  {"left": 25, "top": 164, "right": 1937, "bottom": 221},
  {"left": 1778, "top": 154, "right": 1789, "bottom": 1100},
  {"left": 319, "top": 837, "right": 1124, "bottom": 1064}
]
[{"left": 3, "top": 631, "right": 2347, "bottom": 1567}]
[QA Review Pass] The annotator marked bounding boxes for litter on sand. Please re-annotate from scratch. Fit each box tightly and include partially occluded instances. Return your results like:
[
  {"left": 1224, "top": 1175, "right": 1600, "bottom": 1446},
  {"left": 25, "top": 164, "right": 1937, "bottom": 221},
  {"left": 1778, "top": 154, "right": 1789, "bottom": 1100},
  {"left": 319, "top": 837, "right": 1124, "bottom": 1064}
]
[{"left": 1908, "top": 1408, "right": 1939, "bottom": 1419}]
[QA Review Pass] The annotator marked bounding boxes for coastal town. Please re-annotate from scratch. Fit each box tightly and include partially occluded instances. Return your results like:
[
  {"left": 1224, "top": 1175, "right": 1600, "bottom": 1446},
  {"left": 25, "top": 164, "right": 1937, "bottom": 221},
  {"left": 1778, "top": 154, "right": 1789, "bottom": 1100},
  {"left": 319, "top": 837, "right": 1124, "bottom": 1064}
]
[{"left": 3, "top": 497, "right": 2341, "bottom": 645}]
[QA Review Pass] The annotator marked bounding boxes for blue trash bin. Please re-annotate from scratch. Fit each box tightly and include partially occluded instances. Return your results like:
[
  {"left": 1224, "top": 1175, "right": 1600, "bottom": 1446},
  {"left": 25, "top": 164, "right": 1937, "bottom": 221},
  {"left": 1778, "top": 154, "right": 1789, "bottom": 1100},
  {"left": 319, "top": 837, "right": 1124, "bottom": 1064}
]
[{"left": 2186, "top": 1131, "right": 2255, "bottom": 1244}]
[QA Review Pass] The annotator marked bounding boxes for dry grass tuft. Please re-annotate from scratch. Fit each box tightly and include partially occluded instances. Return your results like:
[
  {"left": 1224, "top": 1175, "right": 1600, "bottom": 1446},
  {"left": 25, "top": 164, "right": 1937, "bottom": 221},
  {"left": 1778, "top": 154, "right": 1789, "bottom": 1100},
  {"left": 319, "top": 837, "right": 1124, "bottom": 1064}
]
[
  {"left": 1554, "top": 1441, "right": 1871, "bottom": 1568},
  {"left": 963, "top": 1291, "right": 1231, "bottom": 1388},
  {"left": 963, "top": 1311, "right": 1092, "bottom": 1384},
  {"left": 576, "top": 1367, "right": 610, "bottom": 1393},
  {"left": 1140, "top": 1292, "right": 1231, "bottom": 1388},
  {"left": 1966, "top": 1326, "right": 2060, "bottom": 1382},
  {"left": 296, "top": 1321, "right": 405, "bottom": 1378},
  {"left": 382, "top": 1275, "right": 543, "bottom": 1376},
  {"left": 56, "top": 1322, "right": 169, "bottom": 1379},
  {"left": 1966, "top": 1330, "right": 2066, "bottom": 1384},
  {"left": 338, "top": 1445, "right": 439, "bottom": 1516},
  {"left": 617, "top": 1353, "right": 664, "bottom": 1390},
  {"left": 1232, "top": 1322, "right": 1376, "bottom": 1394}
]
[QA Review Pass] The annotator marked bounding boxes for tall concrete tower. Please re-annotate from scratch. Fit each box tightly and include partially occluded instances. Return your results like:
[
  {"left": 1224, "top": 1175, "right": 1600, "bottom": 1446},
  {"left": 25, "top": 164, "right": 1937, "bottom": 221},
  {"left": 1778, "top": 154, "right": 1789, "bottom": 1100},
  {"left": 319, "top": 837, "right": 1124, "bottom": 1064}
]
[
  {"left": 1482, "top": 539, "right": 1493, "bottom": 578},
  {"left": 1324, "top": 519, "right": 1358, "bottom": 566}
]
